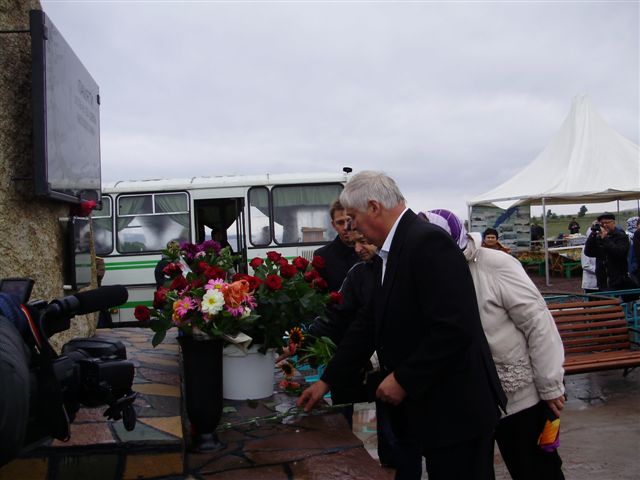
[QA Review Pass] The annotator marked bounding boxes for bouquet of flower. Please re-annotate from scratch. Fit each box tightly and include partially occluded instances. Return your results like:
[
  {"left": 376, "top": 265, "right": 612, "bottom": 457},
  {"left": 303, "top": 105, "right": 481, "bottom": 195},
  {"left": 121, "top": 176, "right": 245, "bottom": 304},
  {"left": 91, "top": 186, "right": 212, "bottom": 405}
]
[
  {"left": 135, "top": 240, "right": 259, "bottom": 347},
  {"left": 234, "top": 251, "right": 341, "bottom": 353}
]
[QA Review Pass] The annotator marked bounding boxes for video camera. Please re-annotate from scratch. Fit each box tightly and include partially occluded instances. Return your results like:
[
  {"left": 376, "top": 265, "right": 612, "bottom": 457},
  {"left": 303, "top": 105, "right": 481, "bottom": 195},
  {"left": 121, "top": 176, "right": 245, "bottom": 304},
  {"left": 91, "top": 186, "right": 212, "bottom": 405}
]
[
  {"left": 591, "top": 222, "right": 601, "bottom": 233},
  {"left": 0, "top": 279, "right": 135, "bottom": 466}
]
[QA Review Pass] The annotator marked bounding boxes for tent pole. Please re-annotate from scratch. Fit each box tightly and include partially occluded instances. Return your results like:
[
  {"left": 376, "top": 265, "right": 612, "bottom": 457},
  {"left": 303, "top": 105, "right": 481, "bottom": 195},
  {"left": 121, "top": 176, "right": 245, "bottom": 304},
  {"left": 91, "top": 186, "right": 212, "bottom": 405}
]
[{"left": 542, "top": 198, "right": 550, "bottom": 287}]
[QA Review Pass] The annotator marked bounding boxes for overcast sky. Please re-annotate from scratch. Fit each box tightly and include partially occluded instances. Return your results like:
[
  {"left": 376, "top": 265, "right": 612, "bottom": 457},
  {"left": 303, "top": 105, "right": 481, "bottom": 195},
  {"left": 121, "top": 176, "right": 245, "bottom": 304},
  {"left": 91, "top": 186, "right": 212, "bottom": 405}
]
[{"left": 40, "top": 0, "right": 639, "bottom": 219}]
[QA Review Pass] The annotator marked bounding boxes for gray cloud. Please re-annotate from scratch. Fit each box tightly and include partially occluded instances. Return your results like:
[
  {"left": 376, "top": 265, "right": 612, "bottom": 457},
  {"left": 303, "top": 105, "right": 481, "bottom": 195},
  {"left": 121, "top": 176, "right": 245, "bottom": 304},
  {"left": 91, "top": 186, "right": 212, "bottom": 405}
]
[{"left": 41, "top": 1, "right": 639, "bottom": 217}]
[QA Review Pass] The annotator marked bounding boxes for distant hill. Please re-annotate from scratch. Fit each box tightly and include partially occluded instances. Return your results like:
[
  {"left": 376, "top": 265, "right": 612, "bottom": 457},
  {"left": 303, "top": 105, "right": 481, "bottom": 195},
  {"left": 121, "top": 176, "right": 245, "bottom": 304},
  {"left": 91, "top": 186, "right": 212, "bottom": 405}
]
[{"left": 532, "top": 209, "right": 639, "bottom": 238}]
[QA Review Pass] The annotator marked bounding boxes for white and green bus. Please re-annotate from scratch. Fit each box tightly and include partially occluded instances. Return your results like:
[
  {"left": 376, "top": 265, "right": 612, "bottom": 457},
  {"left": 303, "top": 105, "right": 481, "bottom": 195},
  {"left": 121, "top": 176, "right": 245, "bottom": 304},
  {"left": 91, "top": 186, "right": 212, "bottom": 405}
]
[{"left": 93, "top": 171, "right": 349, "bottom": 324}]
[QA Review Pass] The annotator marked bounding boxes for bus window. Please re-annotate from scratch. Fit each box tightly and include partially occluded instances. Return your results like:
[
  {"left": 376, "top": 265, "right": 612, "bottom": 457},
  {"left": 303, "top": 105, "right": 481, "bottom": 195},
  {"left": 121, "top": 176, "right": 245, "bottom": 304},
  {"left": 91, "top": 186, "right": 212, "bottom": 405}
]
[
  {"left": 93, "top": 197, "right": 113, "bottom": 256},
  {"left": 272, "top": 184, "right": 343, "bottom": 245},
  {"left": 116, "top": 193, "right": 190, "bottom": 253},
  {"left": 248, "top": 187, "right": 271, "bottom": 246}
]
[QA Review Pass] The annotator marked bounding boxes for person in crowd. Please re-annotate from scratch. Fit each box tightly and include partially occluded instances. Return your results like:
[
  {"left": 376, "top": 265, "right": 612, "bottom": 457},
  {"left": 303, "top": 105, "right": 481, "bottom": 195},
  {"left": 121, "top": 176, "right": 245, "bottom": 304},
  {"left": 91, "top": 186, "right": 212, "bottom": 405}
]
[
  {"left": 567, "top": 218, "right": 581, "bottom": 235},
  {"left": 211, "top": 225, "right": 233, "bottom": 252},
  {"left": 309, "top": 230, "right": 399, "bottom": 467},
  {"left": 482, "top": 227, "right": 511, "bottom": 253},
  {"left": 581, "top": 225, "right": 598, "bottom": 295},
  {"left": 530, "top": 222, "right": 544, "bottom": 241},
  {"left": 423, "top": 209, "right": 566, "bottom": 480},
  {"left": 313, "top": 199, "right": 360, "bottom": 292},
  {"left": 584, "top": 213, "right": 631, "bottom": 291},
  {"left": 625, "top": 216, "right": 639, "bottom": 284},
  {"left": 298, "top": 171, "right": 506, "bottom": 480}
]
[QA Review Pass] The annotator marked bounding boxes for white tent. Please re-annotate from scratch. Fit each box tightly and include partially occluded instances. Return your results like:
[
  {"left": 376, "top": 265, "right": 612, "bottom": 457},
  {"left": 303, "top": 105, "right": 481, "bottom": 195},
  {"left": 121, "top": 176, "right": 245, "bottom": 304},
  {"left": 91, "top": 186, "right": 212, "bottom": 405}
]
[
  {"left": 468, "top": 95, "right": 640, "bottom": 285},
  {"left": 469, "top": 95, "right": 640, "bottom": 208}
]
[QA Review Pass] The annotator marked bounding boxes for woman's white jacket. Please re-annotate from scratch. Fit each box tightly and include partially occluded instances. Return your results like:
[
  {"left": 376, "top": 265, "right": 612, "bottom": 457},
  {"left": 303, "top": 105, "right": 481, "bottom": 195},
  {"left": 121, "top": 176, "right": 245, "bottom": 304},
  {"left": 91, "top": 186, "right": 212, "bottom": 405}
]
[{"left": 464, "top": 233, "right": 565, "bottom": 416}]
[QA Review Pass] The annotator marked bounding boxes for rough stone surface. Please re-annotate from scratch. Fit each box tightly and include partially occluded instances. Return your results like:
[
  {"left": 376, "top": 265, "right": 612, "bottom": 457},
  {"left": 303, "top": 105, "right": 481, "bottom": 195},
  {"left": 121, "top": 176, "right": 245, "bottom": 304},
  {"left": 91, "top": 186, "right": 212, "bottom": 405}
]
[
  {"left": 289, "top": 447, "right": 395, "bottom": 480},
  {"left": 0, "top": 0, "right": 99, "bottom": 352}
]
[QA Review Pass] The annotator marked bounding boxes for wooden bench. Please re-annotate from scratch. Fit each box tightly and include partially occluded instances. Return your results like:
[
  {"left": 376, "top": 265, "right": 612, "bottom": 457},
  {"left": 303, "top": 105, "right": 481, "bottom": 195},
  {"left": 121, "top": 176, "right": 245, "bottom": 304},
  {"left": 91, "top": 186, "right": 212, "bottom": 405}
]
[{"left": 547, "top": 298, "right": 640, "bottom": 375}]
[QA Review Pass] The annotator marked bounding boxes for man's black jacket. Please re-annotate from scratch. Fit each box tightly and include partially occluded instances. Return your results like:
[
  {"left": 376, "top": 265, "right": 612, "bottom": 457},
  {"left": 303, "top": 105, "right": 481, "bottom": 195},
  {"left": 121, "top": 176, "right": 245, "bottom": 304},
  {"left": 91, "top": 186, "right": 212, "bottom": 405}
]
[
  {"left": 313, "top": 235, "right": 360, "bottom": 292},
  {"left": 584, "top": 227, "right": 630, "bottom": 289},
  {"left": 321, "top": 210, "right": 506, "bottom": 449}
]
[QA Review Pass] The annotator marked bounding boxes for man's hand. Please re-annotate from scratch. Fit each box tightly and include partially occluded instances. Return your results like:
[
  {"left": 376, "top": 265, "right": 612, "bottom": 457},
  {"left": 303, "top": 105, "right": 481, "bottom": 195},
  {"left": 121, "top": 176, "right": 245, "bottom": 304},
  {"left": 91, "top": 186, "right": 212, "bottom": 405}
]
[
  {"left": 376, "top": 372, "right": 407, "bottom": 406},
  {"left": 297, "top": 380, "right": 330, "bottom": 412},
  {"left": 546, "top": 395, "right": 565, "bottom": 417}
]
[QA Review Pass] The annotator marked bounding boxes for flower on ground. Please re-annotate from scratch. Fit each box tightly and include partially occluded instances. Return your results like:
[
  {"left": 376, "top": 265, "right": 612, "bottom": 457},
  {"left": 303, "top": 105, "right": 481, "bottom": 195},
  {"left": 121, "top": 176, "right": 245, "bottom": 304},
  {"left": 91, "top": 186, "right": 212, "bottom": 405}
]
[
  {"left": 279, "top": 361, "right": 295, "bottom": 378},
  {"left": 289, "top": 327, "right": 304, "bottom": 346}
]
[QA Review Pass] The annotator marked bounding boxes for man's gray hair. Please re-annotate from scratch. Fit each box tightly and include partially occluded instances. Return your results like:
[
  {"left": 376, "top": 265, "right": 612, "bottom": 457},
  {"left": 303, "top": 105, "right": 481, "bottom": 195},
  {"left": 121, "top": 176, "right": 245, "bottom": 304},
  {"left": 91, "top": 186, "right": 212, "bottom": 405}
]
[{"left": 339, "top": 171, "right": 405, "bottom": 211}]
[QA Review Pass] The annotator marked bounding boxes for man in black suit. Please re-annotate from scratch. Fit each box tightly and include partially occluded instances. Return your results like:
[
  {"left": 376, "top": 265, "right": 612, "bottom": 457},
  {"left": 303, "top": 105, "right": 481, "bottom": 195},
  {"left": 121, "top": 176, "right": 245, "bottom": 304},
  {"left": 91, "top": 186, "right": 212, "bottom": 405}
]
[
  {"left": 313, "top": 199, "right": 360, "bottom": 292},
  {"left": 298, "top": 171, "right": 506, "bottom": 480}
]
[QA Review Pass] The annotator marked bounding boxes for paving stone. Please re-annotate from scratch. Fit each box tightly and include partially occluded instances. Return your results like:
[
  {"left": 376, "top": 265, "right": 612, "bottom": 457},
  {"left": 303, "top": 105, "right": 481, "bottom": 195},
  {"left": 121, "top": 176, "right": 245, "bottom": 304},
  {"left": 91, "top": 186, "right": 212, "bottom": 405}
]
[
  {"left": 55, "top": 454, "right": 120, "bottom": 480},
  {"left": 189, "top": 452, "right": 249, "bottom": 473},
  {"left": 112, "top": 419, "right": 180, "bottom": 444},
  {"left": 73, "top": 406, "right": 110, "bottom": 423},
  {"left": 52, "top": 422, "right": 116, "bottom": 446},
  {"left": 135, "top": 394, "right": 181, "bottom": 418},
  {"left": 244, "top": 447, "right": 326, "bottom": 465},
  {"left": 133, "top": 383, "right": 180, "bottom": 397},
  {"left": 200, "top": 464, "right": 288, "bottom": 479},
  {"left": 289, "top": 447, "right": 395, "bottom": 480},
  {"left": 136, "top": 353, "right": 179, "bottom": 367},
  {"left": 0, "top": 458, "right": 48, "bottom": 480},
  {"left": 123, "top": 452, "right": 182, "bottom": 479},
  {"left": 137, "top": 367, "right": 180, "bottom": 385},
  {"left": 138, "top": 416, "right": 183, "bottom": 439}
]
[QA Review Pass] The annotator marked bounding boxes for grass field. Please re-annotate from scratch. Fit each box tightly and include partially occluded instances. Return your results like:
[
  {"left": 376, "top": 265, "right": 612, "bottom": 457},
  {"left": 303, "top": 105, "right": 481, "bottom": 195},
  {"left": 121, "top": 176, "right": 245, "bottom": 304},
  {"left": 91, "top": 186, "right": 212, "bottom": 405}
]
[{"left": 532, "top": 208, "right": 639, "bottom": 238}]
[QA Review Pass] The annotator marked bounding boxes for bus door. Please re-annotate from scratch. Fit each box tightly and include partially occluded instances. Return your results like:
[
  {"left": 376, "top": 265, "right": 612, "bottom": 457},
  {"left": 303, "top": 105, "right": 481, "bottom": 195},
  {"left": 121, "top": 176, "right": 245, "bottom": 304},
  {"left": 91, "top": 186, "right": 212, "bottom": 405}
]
[{"left": 194, "top": 197, "right": 247, "bottom": 272}]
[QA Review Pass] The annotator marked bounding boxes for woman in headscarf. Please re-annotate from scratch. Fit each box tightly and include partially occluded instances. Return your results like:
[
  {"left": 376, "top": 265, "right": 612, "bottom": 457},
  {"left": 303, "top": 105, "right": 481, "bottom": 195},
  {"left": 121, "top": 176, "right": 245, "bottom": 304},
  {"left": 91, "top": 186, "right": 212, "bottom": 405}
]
[{"left": 420, "top": 209, "right": 566, "bottom": 480}]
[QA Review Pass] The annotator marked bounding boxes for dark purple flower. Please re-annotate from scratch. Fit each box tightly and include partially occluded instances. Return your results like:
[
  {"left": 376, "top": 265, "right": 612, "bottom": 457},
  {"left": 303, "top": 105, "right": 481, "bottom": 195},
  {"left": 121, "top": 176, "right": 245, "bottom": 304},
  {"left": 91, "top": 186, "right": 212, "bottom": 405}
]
[
  {"left": 180, "top": 242, "right": 200, "bottom": 262},
  {"left": 200, "top": 240, "right": 221, "bottom": 255}
]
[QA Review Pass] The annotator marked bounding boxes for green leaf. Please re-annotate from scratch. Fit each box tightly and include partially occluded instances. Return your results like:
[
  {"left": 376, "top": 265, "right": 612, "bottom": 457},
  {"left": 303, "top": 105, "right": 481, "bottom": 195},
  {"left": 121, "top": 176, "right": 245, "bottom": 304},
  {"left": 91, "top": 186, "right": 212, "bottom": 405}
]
[{"left": 152, "top": 330, "right": 167, "bottom": 347}]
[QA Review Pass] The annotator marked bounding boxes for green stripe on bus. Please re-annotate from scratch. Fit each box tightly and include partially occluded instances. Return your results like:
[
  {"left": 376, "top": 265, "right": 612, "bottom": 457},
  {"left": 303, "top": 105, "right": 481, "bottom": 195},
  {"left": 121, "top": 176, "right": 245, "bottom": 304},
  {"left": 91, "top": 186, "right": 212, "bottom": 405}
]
[
  {"left": 119, "top": 300, "right": 154, "bottom": 309},
  {"left": 106, "top": 260, "right": 159, "bottom": 271}
]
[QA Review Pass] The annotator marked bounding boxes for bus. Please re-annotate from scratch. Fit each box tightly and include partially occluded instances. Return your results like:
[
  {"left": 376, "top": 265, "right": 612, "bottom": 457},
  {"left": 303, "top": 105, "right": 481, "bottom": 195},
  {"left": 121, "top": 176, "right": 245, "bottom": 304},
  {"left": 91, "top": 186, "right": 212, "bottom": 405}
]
[{"left": 93, "top": 171, "right": 350, "bottom": 324}]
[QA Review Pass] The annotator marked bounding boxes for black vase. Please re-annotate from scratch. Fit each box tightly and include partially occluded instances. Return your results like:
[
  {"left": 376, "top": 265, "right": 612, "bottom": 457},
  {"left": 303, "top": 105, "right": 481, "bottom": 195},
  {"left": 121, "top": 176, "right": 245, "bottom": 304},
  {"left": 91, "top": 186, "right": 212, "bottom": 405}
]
[{"left": 178, "top": 335, "right": 226, "bottom": 452}]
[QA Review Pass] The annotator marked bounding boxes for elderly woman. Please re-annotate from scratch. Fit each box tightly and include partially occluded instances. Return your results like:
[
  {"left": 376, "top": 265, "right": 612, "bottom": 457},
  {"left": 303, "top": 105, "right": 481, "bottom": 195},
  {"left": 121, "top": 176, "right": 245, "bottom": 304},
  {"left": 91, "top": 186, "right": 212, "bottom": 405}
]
[{"left": 421, "top": 209, "right": 566, "bottom": 480}]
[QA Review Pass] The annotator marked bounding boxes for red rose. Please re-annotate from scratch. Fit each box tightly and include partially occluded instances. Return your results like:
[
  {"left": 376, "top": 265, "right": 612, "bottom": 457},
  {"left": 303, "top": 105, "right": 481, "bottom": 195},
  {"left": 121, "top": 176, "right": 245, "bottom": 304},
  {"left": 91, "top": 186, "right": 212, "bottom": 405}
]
[
  {"left": 193, "top": 261, "right": 209, "bottom": 274},
  {"left": 311, "top": 255, "right": 325, "bottom": 270},
  {"left": 134, "top": 305, "right": 151, "bottom": 322},
  {"left": 170, "top": 275, "right": 188, "bottom": 291},
  {"left": 204, "top": 266, "right": 226, "bottom": 280},
  {"left": 266, "top": 251, "right": 282, "bottom": 262},
  {"left": 249, "top": 257, "right": 264, "bottom": 269},
  {"left": 280, "top": 264, "right": 297, "bottom": 279},
  {"left": 292, "top": 256, "right": 309, "bottom": 271},
  {"left": 312, "top": 277, "right": 328, "bottom": 290},
  {"left": 277, "top": 257, "right": 289, "bottom": 267},
  {"left": 190, "top": 278, "right": 204, "bottom": 289},
  {"left": 329, "top": 291, "right": 344, "bottom": 305},
  {"left": 265, "top": 274, "right": 283, "bottom": 291},
  {"left": 303, "top": 270, "right": 319, "bottom": 282},
  {"left": 162, "top": 262, "right": 182, "bottom": 278},
  {"left": 153, "top": 287, "right": 168, "bottom": 308}
]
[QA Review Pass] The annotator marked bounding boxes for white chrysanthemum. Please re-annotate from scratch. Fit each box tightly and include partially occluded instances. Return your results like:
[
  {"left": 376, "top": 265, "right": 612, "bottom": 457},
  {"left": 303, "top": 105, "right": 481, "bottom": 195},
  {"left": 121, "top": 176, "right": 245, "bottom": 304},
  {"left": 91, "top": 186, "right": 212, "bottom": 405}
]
[
  {"left": 241, "top": 307, "right": 251, "bottom": 319},
  {"left": 201, "top": 289, "right": 225, "bottom": 315}
]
